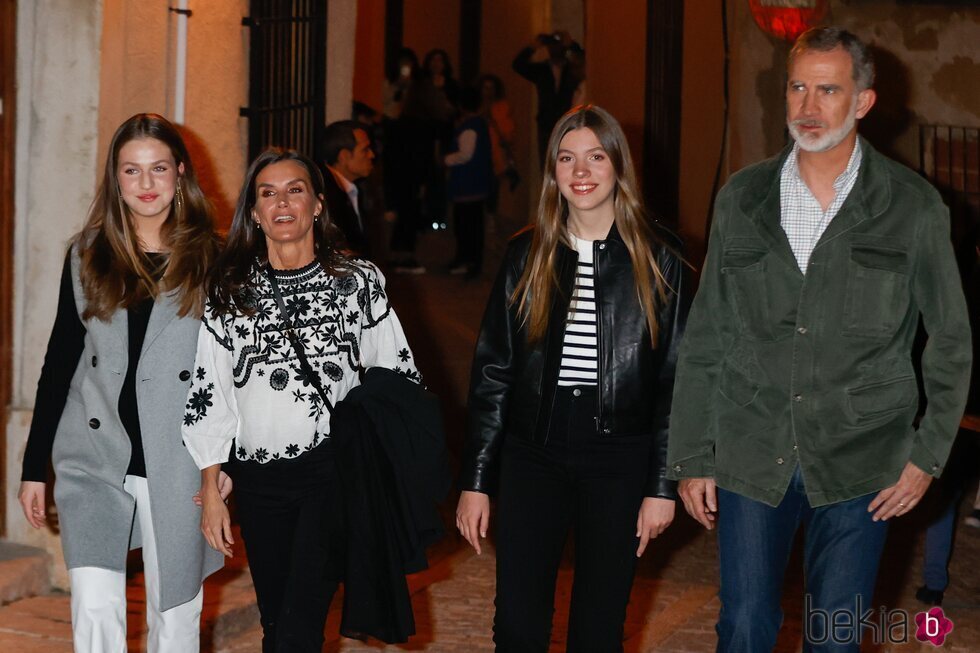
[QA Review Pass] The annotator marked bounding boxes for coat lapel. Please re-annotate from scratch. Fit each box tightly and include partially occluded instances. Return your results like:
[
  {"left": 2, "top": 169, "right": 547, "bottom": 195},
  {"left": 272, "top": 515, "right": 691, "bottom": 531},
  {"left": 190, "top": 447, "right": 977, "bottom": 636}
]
[
  {"left": 140, "top": 289, "right": 180, "bottom": 358},
  {"left": 741, "top": 146, "right": 802, "bottom": 276}
]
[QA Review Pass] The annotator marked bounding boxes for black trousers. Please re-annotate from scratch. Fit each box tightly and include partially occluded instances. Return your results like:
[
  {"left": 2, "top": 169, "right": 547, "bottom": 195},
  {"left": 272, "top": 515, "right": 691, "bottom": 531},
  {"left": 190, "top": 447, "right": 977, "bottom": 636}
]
[
  {"left": 453, "top": 200, "right": 485, "bottom": 273},
  {"left": 493, "top": 386, "right": 651, "bottom": 653},
  {"left": 231, "top": 443, "right": 344, "bottom": 653}
]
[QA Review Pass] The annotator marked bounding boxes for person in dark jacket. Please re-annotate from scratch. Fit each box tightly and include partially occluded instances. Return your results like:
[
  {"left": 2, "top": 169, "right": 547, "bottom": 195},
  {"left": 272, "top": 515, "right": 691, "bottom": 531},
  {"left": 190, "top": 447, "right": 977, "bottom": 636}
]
[
  {"left": 444, "top": 86, "right": 493, "bottom": 278},
  {"left": 512, "top": 31, "right": 585, "bottom": 165},
  {"left": 456, "top": 105, "right": 687, "bottom": 652},
  {"left": 322, "top": 120, "right": 376, "bottom": 257}
]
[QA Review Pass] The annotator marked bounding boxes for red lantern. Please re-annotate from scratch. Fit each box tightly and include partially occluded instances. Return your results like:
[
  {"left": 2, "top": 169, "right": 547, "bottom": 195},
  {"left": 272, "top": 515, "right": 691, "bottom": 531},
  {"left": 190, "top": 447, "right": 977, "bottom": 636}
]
[{"left": 749, "top": 0, "right": 829, "bottom": 42}]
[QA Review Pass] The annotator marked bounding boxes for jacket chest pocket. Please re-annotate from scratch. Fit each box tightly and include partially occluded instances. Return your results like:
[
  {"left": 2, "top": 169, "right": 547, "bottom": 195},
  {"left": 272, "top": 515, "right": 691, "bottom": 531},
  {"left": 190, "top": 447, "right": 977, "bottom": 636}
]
[
  {"left": 721, "top": 245, "right": 774, "bottom": 341},
  {"left": 842, "top": 244, "right": 909, "bottom": 338}
]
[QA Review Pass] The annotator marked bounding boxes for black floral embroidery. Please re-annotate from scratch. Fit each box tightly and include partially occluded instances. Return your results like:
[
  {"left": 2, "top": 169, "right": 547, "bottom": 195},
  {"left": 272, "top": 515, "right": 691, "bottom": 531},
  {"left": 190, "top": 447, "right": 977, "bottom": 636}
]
[
  {"left": 235, "top": 324, "right": 250, "bottom": 339},
  {"left": 269, "top": 368, "right": 289, "bottom": 390},
  {"left": 253, "top": 448, "right": 268, "bottom": 462},
  {"left": 346, "top": 310, "right": 359, "bottom": 325},
  {"left": 285, "top": 443, "right": 300, "bottom": 457},
  {"left": 257, "top": 368, "right": 265, "bottom": 377},
  {"left": 188, "top": 388, "right": 214, "bottom": 414},
  {"left": 196, "top": 367, "right": 206, "bottom": 381},
  {"left": 398, "top": 348, "right": 410, "bottom": 362},
  {"left": 237, "top": 446, "right": 247, "bottom": 459},
  {"left": 292, "top": 389, "right": 306, "bottom": 403},
  {"left": 294, "top": 365, "right": 322, "bottom": 388},
  {"left": 183, "top": 412, "right": 196, "bottom": 426},
  {"left": 322, "top": 361, "right": 344, "bottom": 382},
  {"left": 286, "top": 295, "right": 312, "bottom": 319},
  {"left": 335, "top": 275, "right": 358, "bottom": 296}
]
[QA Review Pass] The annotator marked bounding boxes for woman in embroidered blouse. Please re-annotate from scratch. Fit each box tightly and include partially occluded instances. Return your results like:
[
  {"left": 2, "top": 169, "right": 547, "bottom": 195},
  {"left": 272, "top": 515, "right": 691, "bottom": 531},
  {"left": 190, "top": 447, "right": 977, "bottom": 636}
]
[{"left": 182, "top": 149, "right": 418, "bottom": 653}]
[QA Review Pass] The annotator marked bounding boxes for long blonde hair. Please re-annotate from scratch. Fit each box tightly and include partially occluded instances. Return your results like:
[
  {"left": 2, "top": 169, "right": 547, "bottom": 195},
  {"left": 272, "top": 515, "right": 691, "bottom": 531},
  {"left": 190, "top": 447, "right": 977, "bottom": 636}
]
[
  {"left": 77, "top": 113, "right": 218, "bottom": 320},
  {"left": 511, "top": 105, "right": 669, "bottom": 344}
]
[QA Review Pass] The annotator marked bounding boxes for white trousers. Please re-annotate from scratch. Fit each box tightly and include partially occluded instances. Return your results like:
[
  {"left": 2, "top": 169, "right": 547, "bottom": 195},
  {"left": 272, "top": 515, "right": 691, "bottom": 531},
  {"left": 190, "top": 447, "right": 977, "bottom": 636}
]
[{"left": 69, "top": 475, "right": 203, "bottom": 653}]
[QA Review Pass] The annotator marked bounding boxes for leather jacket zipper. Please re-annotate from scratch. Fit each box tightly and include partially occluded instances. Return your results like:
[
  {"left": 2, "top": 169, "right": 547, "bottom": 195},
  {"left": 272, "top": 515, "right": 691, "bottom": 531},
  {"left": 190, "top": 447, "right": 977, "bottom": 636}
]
[{"left": 593, "top": 239, "right": 603, "bottom": 433}]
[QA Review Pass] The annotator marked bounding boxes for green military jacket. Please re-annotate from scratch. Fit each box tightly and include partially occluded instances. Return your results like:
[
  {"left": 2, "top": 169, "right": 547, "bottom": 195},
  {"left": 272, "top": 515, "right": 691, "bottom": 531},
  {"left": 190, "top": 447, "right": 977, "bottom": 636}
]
[{"left": 667, "top": 139, "right": 972, "bottom": 507}]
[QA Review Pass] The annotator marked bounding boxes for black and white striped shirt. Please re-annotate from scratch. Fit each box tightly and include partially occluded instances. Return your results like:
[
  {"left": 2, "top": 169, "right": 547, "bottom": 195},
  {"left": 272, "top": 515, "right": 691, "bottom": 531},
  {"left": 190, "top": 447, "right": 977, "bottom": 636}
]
[{"left": 558, "top": 235, "right": 599, "bottom": 386}]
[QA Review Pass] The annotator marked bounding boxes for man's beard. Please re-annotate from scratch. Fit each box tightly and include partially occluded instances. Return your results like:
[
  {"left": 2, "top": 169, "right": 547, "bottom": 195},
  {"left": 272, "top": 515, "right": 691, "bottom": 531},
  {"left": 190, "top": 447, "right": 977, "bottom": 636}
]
[{"left": 788, "top": 96, "right": 857, "bottom": 153}]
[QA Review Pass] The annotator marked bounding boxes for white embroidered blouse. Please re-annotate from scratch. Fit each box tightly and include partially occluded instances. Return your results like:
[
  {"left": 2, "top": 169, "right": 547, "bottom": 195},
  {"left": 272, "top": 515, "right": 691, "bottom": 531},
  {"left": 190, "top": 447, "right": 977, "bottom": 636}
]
[{"left": 181, "top": 258, "right": 419, "bottom": 469}]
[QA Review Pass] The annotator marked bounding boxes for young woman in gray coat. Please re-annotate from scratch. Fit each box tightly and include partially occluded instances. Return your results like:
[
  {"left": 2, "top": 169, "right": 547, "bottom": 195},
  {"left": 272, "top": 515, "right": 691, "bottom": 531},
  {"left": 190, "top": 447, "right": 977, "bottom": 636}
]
[{"left": 18, "top": 114, "right": 227, "bottom": 652}]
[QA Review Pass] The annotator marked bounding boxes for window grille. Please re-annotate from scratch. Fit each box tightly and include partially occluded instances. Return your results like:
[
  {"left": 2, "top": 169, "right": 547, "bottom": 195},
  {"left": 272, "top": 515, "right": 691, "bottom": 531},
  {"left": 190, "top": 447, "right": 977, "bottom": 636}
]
[{"left": 241, "top": 0, "right": 328, "bottom": 163}]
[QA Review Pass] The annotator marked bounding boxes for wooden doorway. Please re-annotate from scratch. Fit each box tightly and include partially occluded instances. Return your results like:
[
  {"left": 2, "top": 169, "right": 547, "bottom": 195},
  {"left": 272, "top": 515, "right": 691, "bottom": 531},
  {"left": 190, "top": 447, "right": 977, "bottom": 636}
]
[{"left": 0, "top": 0, "right": 16, "bottom": 534}]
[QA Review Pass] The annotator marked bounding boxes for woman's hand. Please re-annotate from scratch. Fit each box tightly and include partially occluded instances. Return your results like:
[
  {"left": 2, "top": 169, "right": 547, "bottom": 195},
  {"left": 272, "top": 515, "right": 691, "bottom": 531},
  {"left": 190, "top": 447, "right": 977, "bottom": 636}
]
[
  {"left": 456, "top": 490, "right": 491, "bottom": 555},
  {"left": 636, "top": 497, "right": 675, "bottom": 557},
  {"left": 19, "top": 481, "right": 47, "bottom": 529},
  {"left": 192, "top": 471, "right": 233, "bottom": 506},
  {"left": 200, "top": 466, "right": 235, "bottom": 556}
]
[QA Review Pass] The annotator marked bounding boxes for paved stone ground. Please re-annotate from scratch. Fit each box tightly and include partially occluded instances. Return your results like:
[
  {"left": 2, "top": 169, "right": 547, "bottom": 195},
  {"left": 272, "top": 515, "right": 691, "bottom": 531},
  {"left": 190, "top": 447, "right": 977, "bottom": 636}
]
[{"left": 2, "top": 221, "right": 978, "bottom": 652}]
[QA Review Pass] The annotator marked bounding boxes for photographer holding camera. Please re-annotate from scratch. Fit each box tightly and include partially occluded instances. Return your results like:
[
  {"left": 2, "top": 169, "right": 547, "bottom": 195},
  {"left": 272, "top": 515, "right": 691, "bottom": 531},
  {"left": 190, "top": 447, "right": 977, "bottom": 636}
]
[{"left": 512, "top": 30, "right": 585, "bottom": 165}]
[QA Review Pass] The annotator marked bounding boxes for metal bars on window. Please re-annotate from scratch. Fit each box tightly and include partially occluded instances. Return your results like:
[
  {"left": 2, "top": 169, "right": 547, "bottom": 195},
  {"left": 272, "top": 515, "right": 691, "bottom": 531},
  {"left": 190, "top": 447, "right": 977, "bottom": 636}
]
[
  {"left": 241, "top": 0, "right": 327, "bottom": 163},
  {"left": 919, "top": 125, "right": 980, "bottom": 237}
]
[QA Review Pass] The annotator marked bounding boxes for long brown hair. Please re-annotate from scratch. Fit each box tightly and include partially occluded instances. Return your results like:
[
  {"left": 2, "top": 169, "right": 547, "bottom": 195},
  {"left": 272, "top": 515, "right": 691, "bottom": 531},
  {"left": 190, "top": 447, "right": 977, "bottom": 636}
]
[
  {"left": 208, "top": 148, "right": 350, "bottom": 316},
  {"left": 77, "top": 113, "right": 218, "bottom": 320},
  {"left": 512, "top": 105, "right": 669, "bottom": 344}
]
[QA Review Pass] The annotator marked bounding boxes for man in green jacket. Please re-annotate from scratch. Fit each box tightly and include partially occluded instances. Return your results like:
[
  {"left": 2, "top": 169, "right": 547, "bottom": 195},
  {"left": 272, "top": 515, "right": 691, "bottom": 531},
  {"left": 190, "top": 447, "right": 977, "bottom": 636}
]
[{"left": 668, "top": 27, "right": 971, "bottom": 652}]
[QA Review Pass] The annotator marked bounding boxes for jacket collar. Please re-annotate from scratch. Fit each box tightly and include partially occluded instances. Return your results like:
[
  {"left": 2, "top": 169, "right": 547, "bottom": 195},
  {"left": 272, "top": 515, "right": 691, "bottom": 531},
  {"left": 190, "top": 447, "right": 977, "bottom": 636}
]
[{"left": 737, "top": 136, "right": 892, "bottom": 269}]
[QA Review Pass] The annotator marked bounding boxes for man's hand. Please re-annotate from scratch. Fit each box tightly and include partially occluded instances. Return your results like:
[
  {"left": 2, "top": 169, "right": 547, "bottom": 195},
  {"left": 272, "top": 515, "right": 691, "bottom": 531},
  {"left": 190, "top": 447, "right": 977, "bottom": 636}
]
[
  {"left": 678, "top": 477, "right": 717, "bottom": 530},
  {"left": 456, "top": 490, "right": 490, "bottom": 555},
  {"left": 19, "top": 481, "right": 47, "bottom": 529},
  {"left": 868, "top": 462, "right": 933, "bottom": 522},
  {"left": 636, "top": 497, "right": 675, "bottom": 557}
]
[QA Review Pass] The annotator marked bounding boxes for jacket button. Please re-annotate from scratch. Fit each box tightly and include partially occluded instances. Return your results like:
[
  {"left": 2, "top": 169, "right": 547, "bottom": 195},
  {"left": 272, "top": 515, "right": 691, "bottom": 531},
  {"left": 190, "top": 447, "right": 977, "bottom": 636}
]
[
  {"left": 598, "top": 243, "right": 606, "bottom": 250},
  {"left": 796, "top": 326, "right": 808, "bottom": 335},
  {"left": 572, "top": 388, "right": 582, "bottom": 397},
  {"left": 792, "top": 444, "right": 798, "bottom": 451},
  {"left": 673, "top": 464, "right": 682, "bottom": 472},
  {"left": 91, "top": 356, "right": 98, "bottom": 367},
  {"left": 602, "top": 427, "right": 611, "bottom": 434},
  {"left": 179, "top": 370, "right": 191, "bottom": 381},
  {"left": 776, "top": 457, "right": 785, "bottom": 465},
  {"left": 793, "top": 394, "right": 803, "bottom": 402},
  {"left": 88, "top": 418, "right": 100, "bottom": 429}
]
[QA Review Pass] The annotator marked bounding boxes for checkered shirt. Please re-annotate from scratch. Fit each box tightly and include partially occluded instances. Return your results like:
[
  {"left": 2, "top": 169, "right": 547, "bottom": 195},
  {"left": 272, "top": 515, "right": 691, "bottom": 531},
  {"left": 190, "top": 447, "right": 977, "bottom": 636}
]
[{"left": 779, "top": 141, "right": 862, "bottom": 273}]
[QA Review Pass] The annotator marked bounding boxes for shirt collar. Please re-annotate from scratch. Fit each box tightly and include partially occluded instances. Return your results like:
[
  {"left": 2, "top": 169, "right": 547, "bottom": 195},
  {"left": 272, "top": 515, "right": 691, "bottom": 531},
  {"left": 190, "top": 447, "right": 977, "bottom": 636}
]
[
  {"left": 327, "top": 165, "right": 357, "bottom": 195},
  {"left": 783, "top": 139, "right": 863, "bottom": 190}
]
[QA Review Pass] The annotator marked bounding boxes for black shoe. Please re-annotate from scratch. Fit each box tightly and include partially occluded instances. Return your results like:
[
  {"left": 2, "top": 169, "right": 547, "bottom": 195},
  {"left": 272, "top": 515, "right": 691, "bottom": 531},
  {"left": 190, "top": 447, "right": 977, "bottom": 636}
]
[{"left": 915, "top": 585, "right": 944, "bottom": 606}]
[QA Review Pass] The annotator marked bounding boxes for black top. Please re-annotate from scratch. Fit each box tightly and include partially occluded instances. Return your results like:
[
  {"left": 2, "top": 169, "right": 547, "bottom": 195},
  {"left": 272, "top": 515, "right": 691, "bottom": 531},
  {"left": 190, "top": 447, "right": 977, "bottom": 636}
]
[{"left": 21, "top": 251, "right": 166, "bottom": 482}]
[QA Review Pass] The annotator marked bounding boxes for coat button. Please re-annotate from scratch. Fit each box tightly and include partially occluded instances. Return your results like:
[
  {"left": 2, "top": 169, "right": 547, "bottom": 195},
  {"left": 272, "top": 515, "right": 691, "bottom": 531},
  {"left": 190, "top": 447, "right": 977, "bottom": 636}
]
[
  {"left": 572, "top": 388, "right": 582, "bottom": 397},
  {"left": 776, "top": 457, "right": 785, "bottom": 465},
  {"left": 179, "top": 370, "right": 191, "bottom": 381},
  {"left": 91, "top": 356, "right": 98, "bottom": 367},
  {"left": 673, "top": 464, "right": 682, "bottom": 472},
  {"left": 796, "top": 326, "right": 808, "bottom": 335},
  {"left": 88, "top": 418, "right": 100, "bottom": 429},
  {"left": 793, "top": 394, "right": 803, "bottom": 402},
  {"left": 598, "top": 243, "right": 606, "bottom": 250}
]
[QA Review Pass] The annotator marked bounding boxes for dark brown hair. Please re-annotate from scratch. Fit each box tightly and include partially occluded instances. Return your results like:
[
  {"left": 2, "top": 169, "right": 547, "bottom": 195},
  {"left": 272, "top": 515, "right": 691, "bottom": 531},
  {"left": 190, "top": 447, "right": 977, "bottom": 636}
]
[
  {"left": 77, "top": 113, "right": 218, "bottom": 320},
  {"left": 208, "top": 148, "right": 350, "bottom": 315},
  {"left": 511, "top": 105, "right": 669, "bottom": 344}
]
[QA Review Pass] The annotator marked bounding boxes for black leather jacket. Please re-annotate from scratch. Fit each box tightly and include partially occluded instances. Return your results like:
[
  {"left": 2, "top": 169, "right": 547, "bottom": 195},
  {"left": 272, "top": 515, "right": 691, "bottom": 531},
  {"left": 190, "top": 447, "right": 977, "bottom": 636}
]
[{"left": 460, "top": 223, "right": 688, "bottom": 498}]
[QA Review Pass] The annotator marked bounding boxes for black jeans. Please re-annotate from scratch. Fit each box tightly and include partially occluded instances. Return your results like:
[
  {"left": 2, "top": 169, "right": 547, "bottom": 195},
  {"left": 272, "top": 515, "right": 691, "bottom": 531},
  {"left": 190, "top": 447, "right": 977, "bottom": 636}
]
[
  {"left": 231, "top": 443, "right": 343, "bottom": 653},
  {"left": 493, "top": 386, "right": 651, "bottom": 653},
  {"left": 453, "top": 200, "right": 485, "bottom": 273}
]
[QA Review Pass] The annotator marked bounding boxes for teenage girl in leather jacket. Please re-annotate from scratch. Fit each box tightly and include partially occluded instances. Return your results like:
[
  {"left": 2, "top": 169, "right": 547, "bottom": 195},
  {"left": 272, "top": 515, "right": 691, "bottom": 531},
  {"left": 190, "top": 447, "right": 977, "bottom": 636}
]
[{"left": 456, "top": 105, "right": 688, "bottom": 652}]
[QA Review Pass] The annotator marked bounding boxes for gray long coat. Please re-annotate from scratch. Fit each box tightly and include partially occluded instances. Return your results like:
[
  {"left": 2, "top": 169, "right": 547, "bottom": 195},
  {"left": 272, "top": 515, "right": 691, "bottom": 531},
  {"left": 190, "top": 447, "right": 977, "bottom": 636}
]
[{"left": 51, "top": 247, "right": 222, "bottom": 611}]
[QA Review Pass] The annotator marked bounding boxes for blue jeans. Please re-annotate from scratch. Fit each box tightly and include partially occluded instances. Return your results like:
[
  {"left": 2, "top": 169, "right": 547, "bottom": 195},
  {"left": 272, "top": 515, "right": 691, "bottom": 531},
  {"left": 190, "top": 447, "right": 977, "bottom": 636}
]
[
  {"left": 716, "top": 468, "right": 889, "bottom": 652},
  {"left": 922, "top": 490, "right": 962, "bottom": 591}
]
